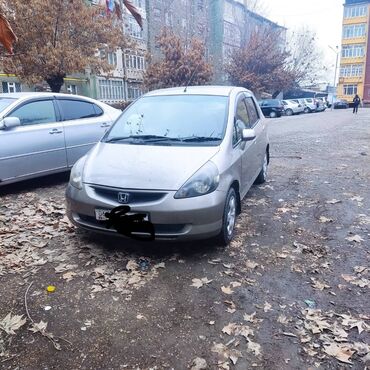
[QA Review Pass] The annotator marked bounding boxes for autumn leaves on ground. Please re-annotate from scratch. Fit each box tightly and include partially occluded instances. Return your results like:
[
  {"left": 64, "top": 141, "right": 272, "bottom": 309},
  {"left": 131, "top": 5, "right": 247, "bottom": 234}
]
[{"left": 0, "top": 109, "right": 369, "bottom": 369}]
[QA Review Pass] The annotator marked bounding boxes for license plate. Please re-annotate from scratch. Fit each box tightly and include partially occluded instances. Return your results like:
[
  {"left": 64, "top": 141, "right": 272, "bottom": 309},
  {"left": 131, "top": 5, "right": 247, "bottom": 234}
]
[{"left": 95, "top": 209, "right": 149, "bottom": 221}]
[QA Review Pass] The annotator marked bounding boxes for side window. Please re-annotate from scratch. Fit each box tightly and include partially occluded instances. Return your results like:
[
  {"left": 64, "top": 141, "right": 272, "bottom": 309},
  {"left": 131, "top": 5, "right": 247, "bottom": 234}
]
[
  {"left": 236, "top": 97, "right": 250, "bottom": 127},
  {"left": 233, "top": 96, "right": 250, "bottom": 145},
  {"left": 58, "top": 99, "right": 97, "bottom": 121},
  {"left": 9, "top": 100, "right": 56, "bottom": 125},
  {"left": 93, "top": 104, "right": 104, "bottom": 116},
  {"left": 244, "top": 97, "right": 260, "bottom": 127}
]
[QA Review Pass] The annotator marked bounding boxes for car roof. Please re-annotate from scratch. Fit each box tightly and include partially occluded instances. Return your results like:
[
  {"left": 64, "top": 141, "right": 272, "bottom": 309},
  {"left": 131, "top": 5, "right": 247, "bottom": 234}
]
[
  {"left": 144, "top": 85, "right": 253, "bottom": 97},
  {"left": 0, "top": 92, "right": 103, "bottom": 103}
]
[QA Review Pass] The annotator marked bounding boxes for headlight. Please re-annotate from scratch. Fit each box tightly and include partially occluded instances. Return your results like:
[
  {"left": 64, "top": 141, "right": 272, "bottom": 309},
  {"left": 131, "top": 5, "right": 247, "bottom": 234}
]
[
  {"left": 69, "top": 156, "right": 86, "bottom": 190},
  {"left": 174, "top": 161, "right": 220, "bottom": 199}
]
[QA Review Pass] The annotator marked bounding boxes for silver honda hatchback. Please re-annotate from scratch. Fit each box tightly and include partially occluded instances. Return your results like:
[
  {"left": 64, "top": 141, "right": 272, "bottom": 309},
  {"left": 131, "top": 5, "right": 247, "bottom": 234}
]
[{"left": 66, "top": 86, "right": 269, "bottom": 244}]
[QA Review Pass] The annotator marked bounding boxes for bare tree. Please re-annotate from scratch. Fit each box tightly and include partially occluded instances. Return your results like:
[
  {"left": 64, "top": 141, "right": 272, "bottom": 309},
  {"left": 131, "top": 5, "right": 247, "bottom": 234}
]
[
  {"left": 285, "top": 27, "right": 325, "bottom": 86},
  {"left": 226, "top": 28, "right": 294, "bottom": 97},
  {"left": 144, "top": 30, "right": 213, "bottom": 91},
  {"left": 242, "top": 0, "right": 269, "bottom": 16}
]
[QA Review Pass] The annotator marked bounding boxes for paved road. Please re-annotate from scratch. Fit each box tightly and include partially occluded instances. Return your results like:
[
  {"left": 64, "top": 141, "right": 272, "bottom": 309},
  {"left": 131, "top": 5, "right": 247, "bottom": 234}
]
[{"left": 0, "top": 108, "right": 369, "bottom": 369}]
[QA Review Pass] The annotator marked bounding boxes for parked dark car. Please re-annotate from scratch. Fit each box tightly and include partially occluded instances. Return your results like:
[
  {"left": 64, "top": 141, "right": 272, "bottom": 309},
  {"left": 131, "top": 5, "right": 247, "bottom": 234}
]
[
  {"left": 258, "top": 99, "right": 284, "bottom": 118},
  {"left": 333, "top": 100, "right": 349, "bottom": 109}
]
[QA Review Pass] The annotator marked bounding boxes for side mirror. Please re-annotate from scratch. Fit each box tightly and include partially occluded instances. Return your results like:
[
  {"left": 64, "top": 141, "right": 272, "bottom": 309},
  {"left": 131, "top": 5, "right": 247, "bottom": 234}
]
[
  {"left": 0, "top": 117, "right": 21, "bottom": 130},
  {"left": 242, "top": 128, "right": 256, "bottom": 142}
]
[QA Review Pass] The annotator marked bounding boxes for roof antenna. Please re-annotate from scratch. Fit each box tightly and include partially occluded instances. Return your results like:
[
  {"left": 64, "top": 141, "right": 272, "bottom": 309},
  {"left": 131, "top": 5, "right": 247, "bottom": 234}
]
[{"left": 184, "top": 63, "right": 200, "bottom": 93}]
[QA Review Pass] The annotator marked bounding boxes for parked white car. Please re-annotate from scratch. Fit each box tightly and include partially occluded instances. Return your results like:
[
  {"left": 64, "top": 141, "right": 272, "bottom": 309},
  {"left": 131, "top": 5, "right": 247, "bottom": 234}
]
[
  {"left": 0, "top": 93, "right": 121, "bottom": 186},
  {"left": 282, "top": 100, "right": 304, "bottom": 116}
]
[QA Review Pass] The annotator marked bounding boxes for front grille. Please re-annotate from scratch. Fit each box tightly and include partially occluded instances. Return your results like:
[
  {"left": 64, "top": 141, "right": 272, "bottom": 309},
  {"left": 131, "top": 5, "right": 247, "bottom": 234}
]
[{"left": 90, "top": 185, "right": 167, "bottom": 204}]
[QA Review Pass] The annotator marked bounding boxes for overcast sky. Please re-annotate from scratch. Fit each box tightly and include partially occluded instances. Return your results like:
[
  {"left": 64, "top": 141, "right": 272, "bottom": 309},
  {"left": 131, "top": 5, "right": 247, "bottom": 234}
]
[{"left": 262, "top": 0, "right": 344, "bottom": 84}]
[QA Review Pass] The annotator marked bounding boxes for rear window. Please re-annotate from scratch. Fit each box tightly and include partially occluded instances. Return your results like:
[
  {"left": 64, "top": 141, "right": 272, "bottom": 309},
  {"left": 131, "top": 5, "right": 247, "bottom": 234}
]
[{"left": 58, "top": 99, "right": 99, "bottom": 121}]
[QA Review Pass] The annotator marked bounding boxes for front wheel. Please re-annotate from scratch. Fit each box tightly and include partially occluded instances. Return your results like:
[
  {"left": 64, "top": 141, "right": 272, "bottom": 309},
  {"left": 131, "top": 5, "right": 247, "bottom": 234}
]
[
  {"left": 217, "top": 188, "right": 238, "bottom": 246},
  {"left": 304, "top": 107, "right": 310, "bottom": 113},
  {"left": 254, "top": 151, "right": 268, "bottom": 185},
  {"left": 285, "top": 108, "right": 293, "bottom": 116},
  {"left": 269, "top": 111, "right": 277, "bottom": 118}
]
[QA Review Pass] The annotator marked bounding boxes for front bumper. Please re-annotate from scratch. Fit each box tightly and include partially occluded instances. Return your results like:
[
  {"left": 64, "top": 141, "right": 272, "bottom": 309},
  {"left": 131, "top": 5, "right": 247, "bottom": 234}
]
[{"left": 66, "top": 183, "right": 226, "bottom": 241}]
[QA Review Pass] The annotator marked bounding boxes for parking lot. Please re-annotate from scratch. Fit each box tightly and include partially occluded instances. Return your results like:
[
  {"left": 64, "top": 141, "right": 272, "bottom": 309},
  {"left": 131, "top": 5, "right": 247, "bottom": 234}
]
[{"left": 1, "top": 108, "right": 369, "bottom": 369}]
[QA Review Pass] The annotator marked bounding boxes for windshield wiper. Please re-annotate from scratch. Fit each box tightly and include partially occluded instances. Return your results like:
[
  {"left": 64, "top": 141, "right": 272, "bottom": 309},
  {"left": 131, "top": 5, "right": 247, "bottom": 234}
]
[
  {"left": 104, "top": 135, "right": 182, "bottom": 143},
  {"left": 180, "top": 136, "right": 222, "bottom": 142}
]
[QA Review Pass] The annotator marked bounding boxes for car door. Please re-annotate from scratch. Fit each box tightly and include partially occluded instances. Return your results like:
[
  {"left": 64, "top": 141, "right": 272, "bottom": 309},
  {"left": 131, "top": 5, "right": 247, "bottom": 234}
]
[
  {"left": 244, "top": 95, "right": 266, "bottom": 179},
  {"left": 56, "top": 98, "right": 111, "bottom": 167},
  {"left": 0, "top": 98, "right": 67, "bottom": 183},
  {"left": 233, "top": 94, "right": 256, "bottom": 195}
]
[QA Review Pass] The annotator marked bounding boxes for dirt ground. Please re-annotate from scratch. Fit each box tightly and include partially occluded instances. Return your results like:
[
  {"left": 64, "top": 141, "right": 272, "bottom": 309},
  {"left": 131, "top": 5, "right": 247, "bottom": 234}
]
[{"left": 0, "top": 108, "right": 369, "bottom": 370}]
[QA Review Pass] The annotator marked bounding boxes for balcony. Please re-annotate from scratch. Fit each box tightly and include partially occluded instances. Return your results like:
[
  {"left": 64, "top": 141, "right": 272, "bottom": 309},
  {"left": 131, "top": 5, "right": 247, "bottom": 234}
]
[
  {"left": 125, "top": 68, "right": 144, "bottom": 81},
  {"left": 343, "top": 16, "right": 368, "bottom": 25}
]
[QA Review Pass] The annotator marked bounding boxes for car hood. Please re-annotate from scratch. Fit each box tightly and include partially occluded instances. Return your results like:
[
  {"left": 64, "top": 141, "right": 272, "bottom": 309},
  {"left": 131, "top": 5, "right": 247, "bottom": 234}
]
[{"left": 83, "top": 142, "right": 220, "bottom": 190}]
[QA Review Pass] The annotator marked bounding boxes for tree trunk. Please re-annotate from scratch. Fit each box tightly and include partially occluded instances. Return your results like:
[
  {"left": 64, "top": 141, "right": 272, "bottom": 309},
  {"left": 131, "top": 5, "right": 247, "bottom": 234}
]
[{"left": 46, "top": 74, "right": 66, "bottom": 93}]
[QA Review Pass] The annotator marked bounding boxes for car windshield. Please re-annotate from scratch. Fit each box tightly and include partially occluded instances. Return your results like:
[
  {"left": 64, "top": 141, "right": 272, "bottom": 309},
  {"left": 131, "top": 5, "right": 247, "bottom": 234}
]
[
  {"left": 103, "top": 95, "right": 229, "bottom": 146},
  {"left": 0, "top": 98, "right": 16, "bottom": 114}
]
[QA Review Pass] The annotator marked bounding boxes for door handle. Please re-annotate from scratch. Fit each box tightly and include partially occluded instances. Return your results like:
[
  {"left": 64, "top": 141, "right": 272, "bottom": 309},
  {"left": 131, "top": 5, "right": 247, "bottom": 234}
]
[
  {"left": 49, "top": 129, "right": 63, "bottom": 134},
  {"left": 100, "top": 122, "right": 110, "bottom": 128}
]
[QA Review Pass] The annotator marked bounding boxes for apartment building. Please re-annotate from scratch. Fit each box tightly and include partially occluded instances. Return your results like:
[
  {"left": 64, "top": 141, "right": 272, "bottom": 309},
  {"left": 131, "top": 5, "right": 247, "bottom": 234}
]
[
  {"left": 91, "top": 0, "right": 148, "bottom": 104},
  {"left": 209, "top": 0, "right": 286, "bottom": 84},
  {"left": 337, "top": 0, "right": 370, "bottom": 105},
  {"left": 146, "top": 0, "right": 209, "bottom": 60}
]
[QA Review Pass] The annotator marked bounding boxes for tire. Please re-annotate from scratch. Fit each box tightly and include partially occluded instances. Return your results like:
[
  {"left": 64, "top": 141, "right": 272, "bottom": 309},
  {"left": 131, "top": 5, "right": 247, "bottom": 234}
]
[
  {"left": 217, "top": 187, "right": 238, "bottom": 246},
  {"left": 269, "top": 111, "right": 277, "bottom": 118},
  {"left": 254, "top": 151, "right": 268, "bottom": 185},
  {"left": 304, "top": 107, "right": 310, "bottom": 113},
  {"left": 285, "top": 108, "right": 293, "bottom": 116}
]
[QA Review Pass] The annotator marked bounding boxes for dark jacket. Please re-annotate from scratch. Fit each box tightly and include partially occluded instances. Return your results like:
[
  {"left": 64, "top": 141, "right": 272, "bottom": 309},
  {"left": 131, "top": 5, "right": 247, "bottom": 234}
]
[{"left": 353, "top": 97, "right": 361, "bottom": 106}]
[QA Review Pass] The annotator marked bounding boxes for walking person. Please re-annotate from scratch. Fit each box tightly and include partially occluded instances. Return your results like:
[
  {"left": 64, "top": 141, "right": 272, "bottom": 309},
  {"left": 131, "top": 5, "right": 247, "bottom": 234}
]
[{"left": 353, "top": 94, "right": 361, "bottom": 114}]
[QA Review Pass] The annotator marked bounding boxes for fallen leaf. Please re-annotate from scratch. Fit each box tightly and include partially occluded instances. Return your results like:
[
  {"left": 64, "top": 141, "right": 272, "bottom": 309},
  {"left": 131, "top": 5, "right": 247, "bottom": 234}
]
[
  {"left": 311, "top": 278, "right": 330, "bottom": 290},
  {"left": 319, "top": 216, "right": 333, "bottom": 223},
  {"left": 354, "top": 266, "right": 366, "bottom": 274},
  {"left": 282, "top": 332, "right": 297, "bottom": 337},
  {"left": 191, "top": 357, "right": 207, "bottom": 370},
  {"left": 323, "top": 343, "right": 355, "bottom": 364},
  {"left": 191, "top": 277, "right": 213, "bottom": 289},
  {"left": 346, "top": 235, "right": 363, "bottom": 243},
  {"left": 244, "top": 312, "right": 256, "bottom": 323},
  {"left": 326, "top": 199, "right": 341, "bottom": 204},
  {"left": 0, "top": 313, "right": 27, "bottom": 335},
  {"left": 62, "top": 271, "right": 76, "bottom": 282},
  {"left": 264, "top": 302, "right": 272, "bottom": 312},
  {"left": 278, "top": 314, "right": 289, "bottom": 324},
  {"left": 247, "top": 339, "right": 261, "bottom": 356},
  {"left": 245, "top": 260, "right": 259, "bottom": 269},
  {"left": 221, "top": 286, "right": 234, "bottom": 295}
]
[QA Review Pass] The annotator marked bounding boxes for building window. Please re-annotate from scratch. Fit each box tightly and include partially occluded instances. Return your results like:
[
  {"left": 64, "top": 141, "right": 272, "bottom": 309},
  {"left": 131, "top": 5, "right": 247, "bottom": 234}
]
[
  {"left": 153, "top": 8, "right": 161, "bottom": 19},
  {"left": 2, "top": 81, "right": 21, "bottom": 93},
  {"left": 98, "top": 79, "right": 124, "bottom": 100},
  {"left": 66, "top": 84, "right": 78, "bottom": 95},
  {"left": 343, "top": 24, "right": 366, "bottom": 38},
  {"left": 344, "top": 5, "right": 367, "bottom": 18},
  {"left": 339, "top": 64, "right": 363, "bottom": 77},
  {"left": 343, "top": 84, "right": 358, "bottom": 95},
  {"left": 128, "top": 15, "right": 143, "bottom": 39},
  {"left": 107, "top": 52, "right": 117, "bottom": 66},
  {"left": 127, "top": 86, "right": 143, "bottom": 100},
  {"left": 165, "top": 12, "right": 173, "bottom": 26},
  {"left": 341, "top": 44, "right": 365, "bottom": 58},
  {"left": 124, "top": 53, "right": 145, "bottom": 70}
]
